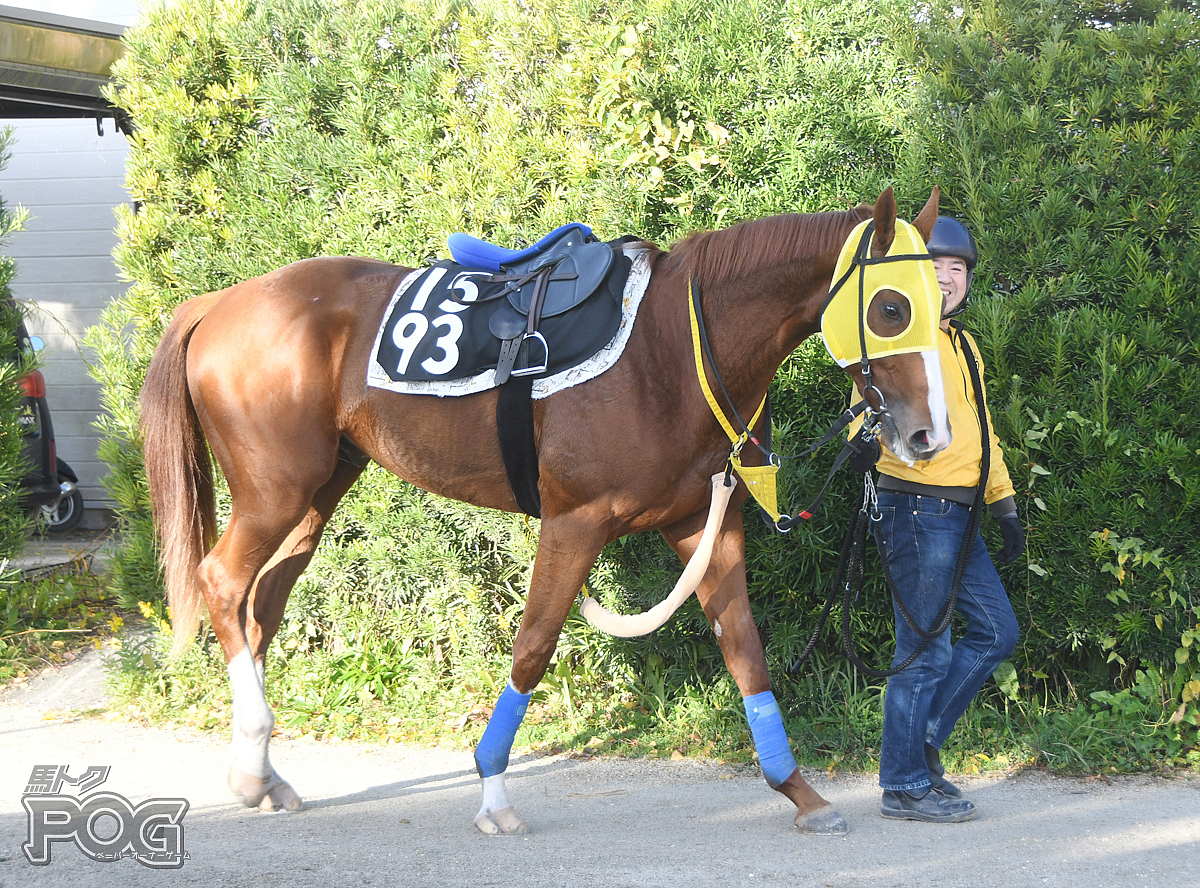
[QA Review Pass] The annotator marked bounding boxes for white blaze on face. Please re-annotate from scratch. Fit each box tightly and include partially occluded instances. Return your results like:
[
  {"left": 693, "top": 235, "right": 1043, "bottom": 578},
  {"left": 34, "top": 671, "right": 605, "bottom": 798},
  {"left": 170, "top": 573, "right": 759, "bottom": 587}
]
[{"left": 923, "top": 350, "right": 952, "bottom": 453}]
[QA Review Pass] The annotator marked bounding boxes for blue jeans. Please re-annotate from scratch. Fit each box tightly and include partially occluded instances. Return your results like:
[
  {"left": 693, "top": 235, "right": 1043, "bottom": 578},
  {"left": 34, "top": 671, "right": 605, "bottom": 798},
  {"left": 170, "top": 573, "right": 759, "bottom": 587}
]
[{"left": 872, "top": 492, "right": 1019, "bottom": 793}]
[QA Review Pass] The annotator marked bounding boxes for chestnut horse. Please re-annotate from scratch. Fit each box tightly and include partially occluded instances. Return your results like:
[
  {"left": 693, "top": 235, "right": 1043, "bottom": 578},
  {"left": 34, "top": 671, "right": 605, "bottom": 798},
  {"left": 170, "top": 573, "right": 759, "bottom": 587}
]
[{"left": 140, "top": 187, "right": 948, "bottom": 837}]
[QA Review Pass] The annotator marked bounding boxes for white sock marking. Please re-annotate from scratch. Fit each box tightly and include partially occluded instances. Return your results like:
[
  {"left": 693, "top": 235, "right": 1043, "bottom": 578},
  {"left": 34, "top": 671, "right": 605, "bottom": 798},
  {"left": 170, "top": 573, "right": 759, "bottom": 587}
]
[
  {"left": 477, "top": 773, "right": 512, "bottom": 819},
  {"left": 228, "top": 647, "right": 274, "bottom": 779}
]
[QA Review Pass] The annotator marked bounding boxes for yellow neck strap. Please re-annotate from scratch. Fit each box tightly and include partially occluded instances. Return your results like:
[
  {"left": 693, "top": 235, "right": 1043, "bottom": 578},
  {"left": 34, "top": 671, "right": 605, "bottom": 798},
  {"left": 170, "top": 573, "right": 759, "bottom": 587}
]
[{"left": 687, "top": 281, "right": 781, "bottom": 521}]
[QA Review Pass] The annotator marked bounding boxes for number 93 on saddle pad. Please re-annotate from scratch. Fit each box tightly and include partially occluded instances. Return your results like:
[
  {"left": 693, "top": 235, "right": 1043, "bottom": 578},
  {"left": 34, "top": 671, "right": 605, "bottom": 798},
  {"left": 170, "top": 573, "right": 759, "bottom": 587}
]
[{"left": 367, "top": 242, "right": 640, "bottom": 399}]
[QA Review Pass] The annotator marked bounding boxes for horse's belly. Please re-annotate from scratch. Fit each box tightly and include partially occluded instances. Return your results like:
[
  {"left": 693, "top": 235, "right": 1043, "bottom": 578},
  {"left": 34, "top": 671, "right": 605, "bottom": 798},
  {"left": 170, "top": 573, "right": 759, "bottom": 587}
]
[{"left": 349, "top": 387, "right": 522, "bottom": 514}]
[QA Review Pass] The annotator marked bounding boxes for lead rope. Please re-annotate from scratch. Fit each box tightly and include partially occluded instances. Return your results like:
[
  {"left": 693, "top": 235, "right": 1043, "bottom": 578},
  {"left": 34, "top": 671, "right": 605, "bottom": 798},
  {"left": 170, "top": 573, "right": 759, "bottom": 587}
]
[{"left": 791, "top": 322, "right": 990, "bottom": 676}]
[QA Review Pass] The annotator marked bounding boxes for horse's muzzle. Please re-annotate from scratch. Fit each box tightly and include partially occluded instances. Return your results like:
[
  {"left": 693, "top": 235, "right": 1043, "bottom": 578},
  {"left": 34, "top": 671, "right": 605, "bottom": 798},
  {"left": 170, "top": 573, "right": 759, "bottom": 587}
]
[
  {"left": 882, "top": 413, "right": 951, "bottom": 465},
  {"left": 906, "top": 426, "right": 951, "bottom": 461}
]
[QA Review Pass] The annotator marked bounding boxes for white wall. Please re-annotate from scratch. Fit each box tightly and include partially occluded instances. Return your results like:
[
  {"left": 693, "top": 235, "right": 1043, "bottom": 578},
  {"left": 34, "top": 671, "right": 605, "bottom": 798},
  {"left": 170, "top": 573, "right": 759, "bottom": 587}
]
[{"left": 1, "top": 116, "right": 132, "bottom": 512}]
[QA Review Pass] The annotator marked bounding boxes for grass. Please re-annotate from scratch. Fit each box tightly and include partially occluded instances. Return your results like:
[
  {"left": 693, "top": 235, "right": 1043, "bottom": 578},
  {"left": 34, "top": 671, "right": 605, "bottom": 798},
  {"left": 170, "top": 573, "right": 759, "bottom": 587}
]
[
  {"left": 0, "top": 563, "right": 126, "bottom": 685},
  {"left": 4, "top": 560, "right": 1194, "bottom": 777},
  {"left": 105, "top": 624, "right": 756, "bottom": 761},
  {"left": 102, "top": 619, "right": 1200, "bottom": 776}
]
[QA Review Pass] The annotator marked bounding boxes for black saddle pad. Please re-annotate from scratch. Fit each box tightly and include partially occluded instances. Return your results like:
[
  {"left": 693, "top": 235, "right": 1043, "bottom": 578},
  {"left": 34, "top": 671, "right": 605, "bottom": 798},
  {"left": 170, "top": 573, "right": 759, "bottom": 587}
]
[{"left": 374, "top": 251, "right": 631, "bottom": 385}]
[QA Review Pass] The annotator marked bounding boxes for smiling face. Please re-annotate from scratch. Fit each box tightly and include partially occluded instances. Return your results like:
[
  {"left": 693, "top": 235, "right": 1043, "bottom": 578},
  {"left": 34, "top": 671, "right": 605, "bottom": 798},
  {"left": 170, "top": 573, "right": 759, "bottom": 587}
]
[{"left": 933, "top": 255, "right": 969, "bottom": 323}]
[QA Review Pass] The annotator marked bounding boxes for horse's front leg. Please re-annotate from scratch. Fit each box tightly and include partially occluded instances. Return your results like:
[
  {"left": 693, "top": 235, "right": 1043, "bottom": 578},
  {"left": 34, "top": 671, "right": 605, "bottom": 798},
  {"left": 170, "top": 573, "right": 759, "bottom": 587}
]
[
  {"left": 662, "top": 506, "right": 849, "bottom": 836},
  {"left": 474, "top": 509, "right": 608, "bottom": 836}
]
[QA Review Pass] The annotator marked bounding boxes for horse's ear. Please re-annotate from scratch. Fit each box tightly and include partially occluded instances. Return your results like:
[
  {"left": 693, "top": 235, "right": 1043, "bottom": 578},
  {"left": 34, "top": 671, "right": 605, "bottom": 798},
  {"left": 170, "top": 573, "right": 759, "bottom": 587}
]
[
  {"left": 912, "top": 186, "right": 940, "bottom": 244},
  {"left": 870, "top": 187, "right": 897, "bottom": 257}
]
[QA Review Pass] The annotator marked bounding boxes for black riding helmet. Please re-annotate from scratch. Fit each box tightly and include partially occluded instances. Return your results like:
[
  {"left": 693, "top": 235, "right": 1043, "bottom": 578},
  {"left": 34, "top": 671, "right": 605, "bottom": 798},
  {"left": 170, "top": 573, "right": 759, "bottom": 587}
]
[{"left": 925, "top": 216, "right": 978, "bottom": 318}]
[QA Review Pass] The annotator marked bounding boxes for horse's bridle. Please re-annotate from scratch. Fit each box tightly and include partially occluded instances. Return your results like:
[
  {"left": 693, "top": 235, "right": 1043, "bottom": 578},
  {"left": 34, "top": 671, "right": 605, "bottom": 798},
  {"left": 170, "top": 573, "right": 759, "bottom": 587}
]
[
  {"left": 688, "top": 277, "right": 865, "bottom": 534},
  {"left": 821, "top": 219, "right": 937, "bottom": 421},
  {"left": 688, "top": 219, "right": 936, "bottom": 530}
]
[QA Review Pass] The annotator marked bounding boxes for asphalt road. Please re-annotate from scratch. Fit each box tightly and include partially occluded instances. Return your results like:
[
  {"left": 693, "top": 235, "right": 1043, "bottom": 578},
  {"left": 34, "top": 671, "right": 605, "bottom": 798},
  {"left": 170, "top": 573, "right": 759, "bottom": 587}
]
[{"left": 0, "top": 644, "right": 1197, "bottom": 888}]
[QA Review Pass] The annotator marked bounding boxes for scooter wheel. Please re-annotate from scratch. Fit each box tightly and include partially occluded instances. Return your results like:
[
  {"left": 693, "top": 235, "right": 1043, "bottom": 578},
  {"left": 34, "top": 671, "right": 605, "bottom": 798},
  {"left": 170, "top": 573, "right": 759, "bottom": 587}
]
[{"left": 41, "top": 485, "right": 84, "bottom": 533}]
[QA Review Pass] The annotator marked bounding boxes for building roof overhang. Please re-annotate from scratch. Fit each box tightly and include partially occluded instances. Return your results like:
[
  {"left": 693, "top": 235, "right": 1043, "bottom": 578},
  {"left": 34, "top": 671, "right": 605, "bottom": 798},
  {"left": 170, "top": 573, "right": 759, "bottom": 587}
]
[{"left": 0, "top": 5, "right": 128, "bottom": 132}]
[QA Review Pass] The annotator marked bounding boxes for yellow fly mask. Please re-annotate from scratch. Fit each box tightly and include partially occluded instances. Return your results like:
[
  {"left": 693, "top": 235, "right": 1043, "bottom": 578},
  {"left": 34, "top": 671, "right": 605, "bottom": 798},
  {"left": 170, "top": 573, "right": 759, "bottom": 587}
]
[{"left": 820, "top": 218, "right": 941, "bottom": 369}]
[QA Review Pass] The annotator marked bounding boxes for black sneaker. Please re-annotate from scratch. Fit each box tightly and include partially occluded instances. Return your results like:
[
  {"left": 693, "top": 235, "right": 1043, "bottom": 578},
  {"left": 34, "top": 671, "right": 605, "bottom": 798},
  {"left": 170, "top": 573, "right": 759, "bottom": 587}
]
[
  {"left": 925, "top": 744, "right": 963, "bottom": 799},
  {"left": 880, "top": 788, "right": 976, "bottom": 823}
]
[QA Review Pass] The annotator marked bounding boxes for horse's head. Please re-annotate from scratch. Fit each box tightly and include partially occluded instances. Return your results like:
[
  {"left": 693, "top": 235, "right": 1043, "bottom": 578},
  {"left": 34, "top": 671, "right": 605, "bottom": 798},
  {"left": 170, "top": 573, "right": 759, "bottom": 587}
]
[{"left": 822, "top": 187, "right": 951, "bottom": 464}]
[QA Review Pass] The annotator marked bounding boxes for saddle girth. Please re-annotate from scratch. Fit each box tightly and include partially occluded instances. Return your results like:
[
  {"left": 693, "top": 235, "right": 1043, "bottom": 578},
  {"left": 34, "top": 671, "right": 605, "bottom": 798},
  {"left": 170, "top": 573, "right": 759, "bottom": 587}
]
[{"left": 496, "top": 377, "right": 541, "bottom": 518}]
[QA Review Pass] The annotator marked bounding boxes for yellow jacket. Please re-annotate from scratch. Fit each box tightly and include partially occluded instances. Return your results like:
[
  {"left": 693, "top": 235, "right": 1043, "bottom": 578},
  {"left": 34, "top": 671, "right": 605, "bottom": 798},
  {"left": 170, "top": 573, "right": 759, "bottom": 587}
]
[{"left": 851, "top": 325, "right": 1017, "bottom": 517}]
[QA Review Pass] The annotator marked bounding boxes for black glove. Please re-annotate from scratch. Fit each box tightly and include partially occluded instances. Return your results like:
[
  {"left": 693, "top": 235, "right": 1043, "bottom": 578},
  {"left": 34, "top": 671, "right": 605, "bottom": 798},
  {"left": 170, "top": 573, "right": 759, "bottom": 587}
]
[
  {"left": 846, "top": 432, "right": 881, "bottom": 474},
  {"left": 997, "top": 513, "right": 1025, "bottom": 563}
]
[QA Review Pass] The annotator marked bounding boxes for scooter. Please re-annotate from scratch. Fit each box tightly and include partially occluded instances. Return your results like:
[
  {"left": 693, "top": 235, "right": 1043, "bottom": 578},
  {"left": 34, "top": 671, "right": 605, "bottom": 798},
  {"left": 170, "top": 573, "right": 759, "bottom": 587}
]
[{"left": 15, "top": 330, "right": 84, "bottom": 533}]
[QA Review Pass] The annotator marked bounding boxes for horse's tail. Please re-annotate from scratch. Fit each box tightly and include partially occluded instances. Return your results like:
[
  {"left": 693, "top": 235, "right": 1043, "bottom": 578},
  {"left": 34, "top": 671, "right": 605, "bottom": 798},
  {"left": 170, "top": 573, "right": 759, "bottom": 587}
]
[{"left": 139, "top": 290, "right": 224, "bottom": 658}]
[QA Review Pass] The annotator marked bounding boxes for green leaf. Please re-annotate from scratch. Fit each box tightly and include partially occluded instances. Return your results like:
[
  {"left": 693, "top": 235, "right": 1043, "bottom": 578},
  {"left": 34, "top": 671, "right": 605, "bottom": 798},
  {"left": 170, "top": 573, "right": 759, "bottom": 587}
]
[{"left": 993, "top": 660, "right": 1019, "bottom": 701}]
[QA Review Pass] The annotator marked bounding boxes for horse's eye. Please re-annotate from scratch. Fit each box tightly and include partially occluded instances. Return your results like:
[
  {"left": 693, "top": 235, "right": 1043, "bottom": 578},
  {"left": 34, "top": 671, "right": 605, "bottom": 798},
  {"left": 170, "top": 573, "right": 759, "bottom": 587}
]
[{"left": 882, "top": 302, "right": 902, "bottom": 320}]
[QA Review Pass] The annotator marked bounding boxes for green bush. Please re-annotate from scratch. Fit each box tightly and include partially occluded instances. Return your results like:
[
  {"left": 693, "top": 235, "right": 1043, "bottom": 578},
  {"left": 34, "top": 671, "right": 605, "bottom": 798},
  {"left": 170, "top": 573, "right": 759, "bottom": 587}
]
[
  {"left": 93, "top": 0, "right": 907, "bottom": 692},
  {"left": 0, "top": 301, "right": 28, "bottom": 563},
  {"left": 92, "top": 0, "right": 1197, "bottom": 765},
  {"left": 0, "top": 126, "right": 31, "bottom": 563},
  {"left": 900, "top": 0, "right": 1199, "bottom": 752}
]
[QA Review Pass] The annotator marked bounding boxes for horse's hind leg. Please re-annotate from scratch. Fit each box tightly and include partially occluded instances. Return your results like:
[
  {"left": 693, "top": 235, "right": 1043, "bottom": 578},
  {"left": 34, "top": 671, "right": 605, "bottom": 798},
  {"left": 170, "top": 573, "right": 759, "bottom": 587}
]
[
  {"left": 473, "top": 509, "right": 608, "bottom": 836},
  {"left": 224, "top": 459, "right": 366, "bottom": 812},
  {"left": 194, "top": 511, "right": 297, "bottom": 810},
  {"left": 244, "top": 459, "right": 366, "bottom": 662},
  {"left": 661, "top": 506, "right": 849, "bottom": 836},
  {"left": 197, "top": 449, "right": 358, "bottom": 813}
]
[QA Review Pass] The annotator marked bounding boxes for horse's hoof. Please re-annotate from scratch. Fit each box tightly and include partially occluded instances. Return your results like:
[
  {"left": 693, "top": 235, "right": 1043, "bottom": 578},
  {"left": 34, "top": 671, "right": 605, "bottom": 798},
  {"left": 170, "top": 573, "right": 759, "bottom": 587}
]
[
  {"left": 795, "top": 804, "right": 849, "bottom": 835},
  {"left": 228, "top": 766, "right": 304, "bottom": 812},
  {"left": 475, "top": 806, "right": 528, "bottom": 836},
  {"left": 257, "top": 778, "right": 303, "bottom": 812},
  {"left": 228, "top": 766, "right": 267, "bottom": 807}
]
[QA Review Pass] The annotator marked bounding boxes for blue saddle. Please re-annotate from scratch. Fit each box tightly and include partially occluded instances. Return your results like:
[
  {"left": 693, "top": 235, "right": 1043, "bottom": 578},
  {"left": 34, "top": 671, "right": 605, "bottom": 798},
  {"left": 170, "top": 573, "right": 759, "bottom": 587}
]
[{"left": 447, "top": 222, "right": 595, "bottom": 272}]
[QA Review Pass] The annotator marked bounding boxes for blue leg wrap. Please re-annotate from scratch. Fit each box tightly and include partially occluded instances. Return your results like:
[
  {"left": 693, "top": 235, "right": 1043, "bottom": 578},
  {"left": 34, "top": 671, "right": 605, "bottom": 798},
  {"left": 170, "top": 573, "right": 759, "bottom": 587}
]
[
  {"left": 744, "top": 691, "right": 797, "bottom": 788},
  {"left": 474, "top": 682, "right": 531, "bottom": 778}
]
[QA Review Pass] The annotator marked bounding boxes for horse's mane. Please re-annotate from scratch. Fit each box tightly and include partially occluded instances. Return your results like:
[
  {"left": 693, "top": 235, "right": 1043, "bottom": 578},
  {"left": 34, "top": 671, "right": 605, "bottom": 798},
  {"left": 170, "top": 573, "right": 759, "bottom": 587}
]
[{"left": 654, "top": 205, "right": 872, "bottom": 290}]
